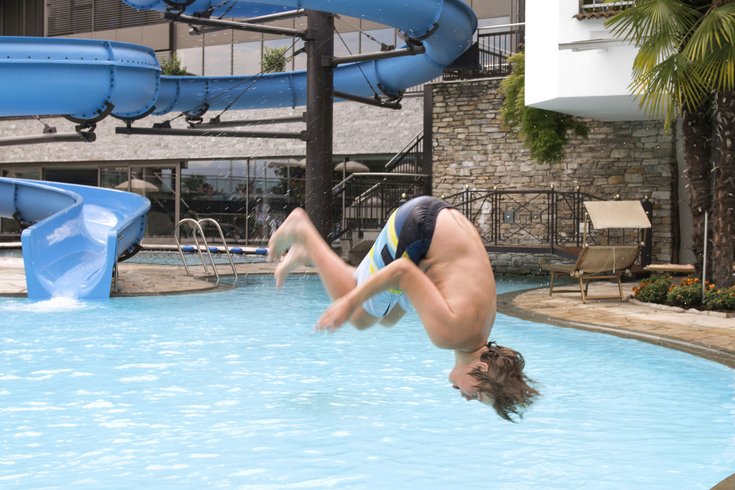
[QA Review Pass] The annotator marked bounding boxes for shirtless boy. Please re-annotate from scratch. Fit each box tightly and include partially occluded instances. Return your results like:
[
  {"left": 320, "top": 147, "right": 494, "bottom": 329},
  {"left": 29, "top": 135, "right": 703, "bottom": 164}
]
[{"left": 268, "top": 196, "right": 538, "bottom": 421}]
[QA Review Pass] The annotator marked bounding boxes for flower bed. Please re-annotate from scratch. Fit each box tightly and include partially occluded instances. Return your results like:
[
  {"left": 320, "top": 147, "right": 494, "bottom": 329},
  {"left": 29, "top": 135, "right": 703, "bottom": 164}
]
[{"left": 632, "top": 275, "right": 735, "bottom": 315}]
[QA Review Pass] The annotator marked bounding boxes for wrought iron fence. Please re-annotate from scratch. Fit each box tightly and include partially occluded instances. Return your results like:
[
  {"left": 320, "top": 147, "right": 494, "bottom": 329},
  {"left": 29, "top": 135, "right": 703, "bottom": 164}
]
[
  {"left": 404, "top": 23, "right": 525, "bottom": 94},
  {"left": 331, "top": 172, "right": 428, "bottom": 239},
  {"left": 478, "top": 27, "right": 524, "bottom": 77},
  {"left": 442, "top": 187, "right": 603, "bottom": 253}
]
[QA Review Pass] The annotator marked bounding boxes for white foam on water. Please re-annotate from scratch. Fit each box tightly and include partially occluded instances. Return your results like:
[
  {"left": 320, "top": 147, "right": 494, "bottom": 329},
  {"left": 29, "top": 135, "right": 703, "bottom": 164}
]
[
  {"left": 2, "top": 296, "right": 94, "bottom": 313},
  {"left": 13, "top": 431, "right": 42, "bottom": 438},
  {"left": 118, "top": 375, "right": 159, "bottom": 383},
  {"left": 82, "top": 400, "right": 114, "bottom": 409},
  {"left": 236, "top": 476, "right": 365, "bottom": 489},
  {"left": 145, "top": 464, "right": 189, "bottom": 471}
]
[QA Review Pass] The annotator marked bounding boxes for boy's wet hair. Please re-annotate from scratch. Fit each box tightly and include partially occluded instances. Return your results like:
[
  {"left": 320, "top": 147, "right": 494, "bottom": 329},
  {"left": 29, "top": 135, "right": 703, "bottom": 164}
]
[{"left": 470, "top": 341, "right": 540, "bottom": 422}]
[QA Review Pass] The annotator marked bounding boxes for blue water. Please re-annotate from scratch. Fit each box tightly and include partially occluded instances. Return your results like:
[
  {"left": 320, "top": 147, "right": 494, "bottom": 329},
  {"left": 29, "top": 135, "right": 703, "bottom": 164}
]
[{"left": 0, "top": 276, "right": 733, "bottom": 489}]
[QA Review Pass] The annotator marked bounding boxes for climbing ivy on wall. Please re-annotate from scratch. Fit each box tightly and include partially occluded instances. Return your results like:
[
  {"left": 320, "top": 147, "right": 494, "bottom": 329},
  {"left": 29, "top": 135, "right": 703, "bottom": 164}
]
[{"left": 500, "top": 52, "right": 589, "bottom": 164}]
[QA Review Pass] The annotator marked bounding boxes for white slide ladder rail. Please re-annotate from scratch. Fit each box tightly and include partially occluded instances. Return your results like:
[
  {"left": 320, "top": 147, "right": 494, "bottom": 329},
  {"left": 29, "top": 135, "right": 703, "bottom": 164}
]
[
  {"left": 175, "top": 218, "right": 220, "bottom": 284},
  {"left": 197, "top": 218, "right": 238, "bottom": 281},
  {"left": 174, "top": 218, "right": 239, "bottom": 284}
]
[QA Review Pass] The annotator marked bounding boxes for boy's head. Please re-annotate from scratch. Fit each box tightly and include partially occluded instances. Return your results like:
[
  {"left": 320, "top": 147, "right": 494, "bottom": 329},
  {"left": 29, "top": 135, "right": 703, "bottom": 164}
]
[{"left": 450, "top": 342, "right": 539, "bottom": 421}]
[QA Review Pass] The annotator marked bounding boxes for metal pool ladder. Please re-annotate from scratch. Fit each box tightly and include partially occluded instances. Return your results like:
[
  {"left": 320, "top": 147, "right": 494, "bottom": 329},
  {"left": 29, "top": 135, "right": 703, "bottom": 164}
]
[{"left": 174, "top": 218, "right": 238, "bottom": 284}]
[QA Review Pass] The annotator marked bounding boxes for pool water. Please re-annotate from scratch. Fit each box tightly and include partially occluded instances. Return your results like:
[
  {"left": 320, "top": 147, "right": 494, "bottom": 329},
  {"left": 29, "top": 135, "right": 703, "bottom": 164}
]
[{"left": 1, "top": 276, "right": 733, "bottom": 489}]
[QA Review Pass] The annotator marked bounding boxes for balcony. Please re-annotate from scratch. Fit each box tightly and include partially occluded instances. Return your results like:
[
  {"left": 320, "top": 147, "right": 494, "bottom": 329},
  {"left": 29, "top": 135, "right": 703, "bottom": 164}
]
[{"left": 575, "top": 1, "right": 633, "bottom": 20}]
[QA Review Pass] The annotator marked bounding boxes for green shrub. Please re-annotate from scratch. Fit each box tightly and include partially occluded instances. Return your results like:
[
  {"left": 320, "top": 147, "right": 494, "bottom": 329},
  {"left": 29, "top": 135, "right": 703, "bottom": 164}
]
[
  {"left": 704, "top": 286, "right": 735, "bottom": 311},
  {"left": 261, "top": 46, "right": 288, "bottom": 73},
  {"left": 161, "top": 52, "right": 190, "bottom": 75},
  {"left": 632, "top": 275, "right": 672, "bottom": 304},
  {"left": 666, "top": 282, "right": 702, "bottom": 309}
]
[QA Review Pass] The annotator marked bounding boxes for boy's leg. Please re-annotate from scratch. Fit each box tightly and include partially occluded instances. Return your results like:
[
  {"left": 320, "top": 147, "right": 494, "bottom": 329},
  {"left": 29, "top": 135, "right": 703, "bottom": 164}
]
[{"left": 268, "top": 208, "right": 356, "bottom": 300}]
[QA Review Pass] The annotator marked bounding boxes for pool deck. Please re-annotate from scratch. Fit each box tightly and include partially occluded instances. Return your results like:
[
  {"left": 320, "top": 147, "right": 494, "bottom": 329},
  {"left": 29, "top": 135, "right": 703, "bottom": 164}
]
[
  {"left": 500, "top": 283, "right": 735, "bottom": 368},
  {"left": 1, "top": 257, "right": 734, "bottom": 367}
]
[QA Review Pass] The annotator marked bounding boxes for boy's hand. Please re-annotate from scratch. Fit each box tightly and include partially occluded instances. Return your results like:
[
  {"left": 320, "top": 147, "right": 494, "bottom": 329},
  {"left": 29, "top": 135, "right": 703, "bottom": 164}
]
[{"left": 316, "top": 294, "right": 357, "bottom": 332}]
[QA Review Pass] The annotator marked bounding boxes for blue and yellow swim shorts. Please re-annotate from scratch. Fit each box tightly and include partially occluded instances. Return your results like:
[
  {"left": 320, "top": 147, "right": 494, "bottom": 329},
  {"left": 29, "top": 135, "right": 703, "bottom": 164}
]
[{"left": 354, "top": 196, "right": 453, "bottom": 317}]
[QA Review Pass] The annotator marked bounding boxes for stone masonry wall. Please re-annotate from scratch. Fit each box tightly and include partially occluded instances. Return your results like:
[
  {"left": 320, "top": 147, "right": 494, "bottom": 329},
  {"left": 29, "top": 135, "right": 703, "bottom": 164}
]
[{"left": 431, "top": 78, "right": 676, "bottom": 273}]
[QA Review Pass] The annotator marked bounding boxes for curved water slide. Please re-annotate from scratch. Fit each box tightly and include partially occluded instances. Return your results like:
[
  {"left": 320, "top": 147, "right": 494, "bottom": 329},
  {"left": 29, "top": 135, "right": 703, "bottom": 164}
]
[
  {"left": 0, "top": 0, "right": 477, "bottom": 120},
  {"left": 0, "top": 178, "right": 149, "bottom": 300}
]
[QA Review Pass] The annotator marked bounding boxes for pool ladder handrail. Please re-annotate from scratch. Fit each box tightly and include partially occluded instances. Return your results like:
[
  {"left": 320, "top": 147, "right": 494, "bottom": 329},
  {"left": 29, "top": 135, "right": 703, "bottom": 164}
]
[
  {"left": 174, "top": 218, "right": 238, "bottom": 283},
  {"left": 197, "top": 218, "right": 238, "bottom": 282}
]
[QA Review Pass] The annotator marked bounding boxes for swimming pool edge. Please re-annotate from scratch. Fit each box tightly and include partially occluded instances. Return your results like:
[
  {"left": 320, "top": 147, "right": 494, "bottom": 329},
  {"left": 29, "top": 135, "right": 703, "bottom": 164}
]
[{"left": 497, "top": 288, "right": 735, "bottom": 369}]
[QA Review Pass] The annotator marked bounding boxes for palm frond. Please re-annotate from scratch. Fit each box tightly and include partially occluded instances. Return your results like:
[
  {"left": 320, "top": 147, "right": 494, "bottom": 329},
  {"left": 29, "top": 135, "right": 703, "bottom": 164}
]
[
  {"left": 685, "top": 2, "right": 735, "bottom": 60},
  {"left": 691, "top": 43, "right": 735, "bottom": 92},
  {"left": 633, "top": 33, "right": 680, "bottom": 75},
  {"left": 606, "top": 0, "right": 700, "bottom": 44},
  {"left": 630, "top": 52, "right": 709, "bottom": 123}
]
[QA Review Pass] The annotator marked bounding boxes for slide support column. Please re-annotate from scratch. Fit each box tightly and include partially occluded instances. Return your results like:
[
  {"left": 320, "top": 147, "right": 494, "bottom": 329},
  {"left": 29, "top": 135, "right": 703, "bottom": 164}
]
[{"left": 304, "top": 10, "right": 334, "bottom": 240}]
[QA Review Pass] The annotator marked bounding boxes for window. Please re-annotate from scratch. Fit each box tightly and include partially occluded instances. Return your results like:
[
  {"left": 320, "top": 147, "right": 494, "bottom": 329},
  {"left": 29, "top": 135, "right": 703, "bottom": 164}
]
[
  {"left": 47, "top": 0, "right": 164, "bottom": 36},
  {"left": 0, "top": 0, "right": 44, "bottom": 36}
]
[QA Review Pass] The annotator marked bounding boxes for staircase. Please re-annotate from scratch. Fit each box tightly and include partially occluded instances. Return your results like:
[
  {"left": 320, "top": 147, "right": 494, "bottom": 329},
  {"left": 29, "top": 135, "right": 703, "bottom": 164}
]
[{"left": 332, "top": 131, "right": 428, "bottom": 263}]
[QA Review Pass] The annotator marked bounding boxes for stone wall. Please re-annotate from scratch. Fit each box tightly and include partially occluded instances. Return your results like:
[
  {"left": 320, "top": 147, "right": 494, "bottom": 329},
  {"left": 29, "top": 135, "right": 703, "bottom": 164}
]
[{"left": 431, "top": 77, "right": 676, "bottom": 268}]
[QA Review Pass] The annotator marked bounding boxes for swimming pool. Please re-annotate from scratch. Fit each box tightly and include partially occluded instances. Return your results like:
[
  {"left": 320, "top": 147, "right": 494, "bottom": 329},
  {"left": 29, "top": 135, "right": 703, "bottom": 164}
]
[{"left": 1, "top": 276, "right": 733, "bottom": 489}]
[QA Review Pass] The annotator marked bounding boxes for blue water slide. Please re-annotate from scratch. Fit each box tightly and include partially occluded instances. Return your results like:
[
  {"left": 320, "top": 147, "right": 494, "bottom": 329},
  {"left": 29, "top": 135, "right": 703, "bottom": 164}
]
[
  {"left": 0, "top": 0, "right": 476, "bottom": 119},
  {"left": 128, "top": 0, "right": 478, "bottom": 115},
  {"left": 0, "top": 37, "right": 161, "bottom": 120},
  {"left": 0, "top": 178, "right": 150, "bottom": 300}
]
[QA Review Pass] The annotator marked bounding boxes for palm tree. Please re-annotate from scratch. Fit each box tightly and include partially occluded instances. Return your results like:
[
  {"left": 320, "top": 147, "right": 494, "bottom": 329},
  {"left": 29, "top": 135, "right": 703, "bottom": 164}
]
[{"left": 606, "top": 0, "right": 735, "bottom": 286}]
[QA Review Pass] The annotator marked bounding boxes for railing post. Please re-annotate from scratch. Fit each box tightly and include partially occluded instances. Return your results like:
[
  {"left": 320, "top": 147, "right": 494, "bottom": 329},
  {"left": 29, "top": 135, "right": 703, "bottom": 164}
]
[
  {"left": 549, "top": 184, "right": 556, "bottom": 253},
  {"left": 464, "top": 184, "right": 470, "bottom": 218},
  {"left": 493, "top": 185, "right": 499, "bottom": 246},
  {"left": 641, "top": 195, "right": 653, "bottom": 267},
  {"left": 574, "top": 185, "right": 581, "bottom": 247}
]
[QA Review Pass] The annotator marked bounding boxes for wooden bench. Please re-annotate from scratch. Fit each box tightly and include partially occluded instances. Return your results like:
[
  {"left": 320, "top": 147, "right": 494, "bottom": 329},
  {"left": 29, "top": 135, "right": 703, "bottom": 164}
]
[{"left": 643, "top": 264, "right": 696, "bottom": 275}]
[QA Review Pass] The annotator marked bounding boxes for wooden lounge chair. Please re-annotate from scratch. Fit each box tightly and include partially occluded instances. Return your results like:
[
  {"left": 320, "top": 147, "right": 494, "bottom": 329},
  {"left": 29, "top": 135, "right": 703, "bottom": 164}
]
[
  {"left": 543, "top": 200, "right": 651, "bottom": 303},
  {"left": 543, "top": 245, "right": 642, "bottom": 303}
]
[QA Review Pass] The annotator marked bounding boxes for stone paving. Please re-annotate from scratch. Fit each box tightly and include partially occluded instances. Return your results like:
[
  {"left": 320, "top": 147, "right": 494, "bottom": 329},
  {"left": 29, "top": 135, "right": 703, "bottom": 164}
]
[
  {"left": 501, "top": 282, "right": 735, "bottom": 367},
  {"left": 1, "top": 257, "right": 734, "bottom": 367}
]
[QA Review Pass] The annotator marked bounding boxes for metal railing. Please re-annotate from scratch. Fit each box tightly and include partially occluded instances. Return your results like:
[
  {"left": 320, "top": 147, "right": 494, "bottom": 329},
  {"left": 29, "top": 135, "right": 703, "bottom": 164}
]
[
  {"left": 579, "top": 0, "right": 633, "bottom": 12},
  {"left": 385, "top": 131, "right": 424, "bottom": 173},
  {"left": 477, "top": 26, "right": 524, "bottom": 77},
  {"left": 174, "top": 217, "right": 238, "bottom": 283},
  {"left": 442, "top": 187, "right": 604, "bottom": 254},
  {"left": 442, "top": 25, "right": 524, "bottom": 81},
  {"left": 405, "top": 23, "right": 525, "bottom": 94},
  {"left": 331, "top": 172, "right": 428, "bottom": 240}
]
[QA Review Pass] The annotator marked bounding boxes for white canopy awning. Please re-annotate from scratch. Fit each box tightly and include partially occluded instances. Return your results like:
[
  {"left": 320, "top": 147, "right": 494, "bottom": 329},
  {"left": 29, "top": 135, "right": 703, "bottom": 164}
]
[{"left": 584, "top": 200, "right": 651, "bottom": 229}]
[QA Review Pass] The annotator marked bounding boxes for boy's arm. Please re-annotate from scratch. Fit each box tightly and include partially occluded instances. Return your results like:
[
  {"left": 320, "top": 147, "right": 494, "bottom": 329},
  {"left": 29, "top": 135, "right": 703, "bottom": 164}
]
[{"left": 316, "top": 258, "right": 460, "bottom": 348}]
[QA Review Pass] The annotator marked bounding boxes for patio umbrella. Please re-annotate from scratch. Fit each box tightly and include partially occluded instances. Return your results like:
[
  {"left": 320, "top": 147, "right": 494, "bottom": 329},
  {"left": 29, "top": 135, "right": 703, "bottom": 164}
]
[
  {"left": 114, "top": 178, "right": 159, "bottom": 194},
  {"left": 334, "top": 160, "right": 369, "bottom": 173}
]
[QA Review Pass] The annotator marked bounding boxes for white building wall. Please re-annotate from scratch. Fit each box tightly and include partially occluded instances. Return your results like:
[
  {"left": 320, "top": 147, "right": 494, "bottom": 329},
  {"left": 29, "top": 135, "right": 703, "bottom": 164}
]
[{"left": 526, "top": 0, "right": 655, "bottom": 121}]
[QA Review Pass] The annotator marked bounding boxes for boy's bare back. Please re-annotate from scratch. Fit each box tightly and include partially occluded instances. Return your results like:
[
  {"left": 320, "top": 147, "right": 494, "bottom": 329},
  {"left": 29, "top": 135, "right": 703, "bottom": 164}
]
[{"left": 422, "top": 208, "right": 496, "bottom": 352}]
